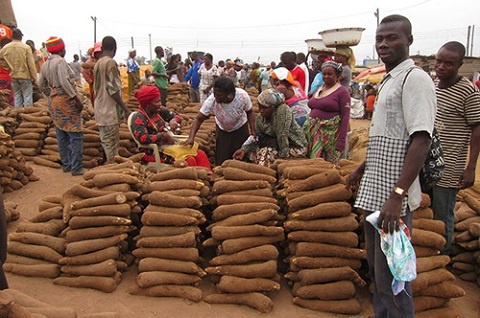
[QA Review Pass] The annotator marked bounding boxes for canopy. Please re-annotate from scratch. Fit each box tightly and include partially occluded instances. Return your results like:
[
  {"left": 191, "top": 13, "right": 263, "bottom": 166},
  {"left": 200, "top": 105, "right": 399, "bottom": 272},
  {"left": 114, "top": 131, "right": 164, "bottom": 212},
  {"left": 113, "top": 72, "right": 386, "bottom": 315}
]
[{"left": 353, "top": 65, "right": 386, "bottom": 83}]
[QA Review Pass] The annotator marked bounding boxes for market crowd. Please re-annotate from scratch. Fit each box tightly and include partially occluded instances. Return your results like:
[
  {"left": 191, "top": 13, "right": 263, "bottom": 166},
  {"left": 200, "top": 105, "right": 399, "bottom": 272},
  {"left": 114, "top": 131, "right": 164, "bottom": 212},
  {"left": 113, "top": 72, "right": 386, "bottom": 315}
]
[{"left": 1, "top": 14, "right": 480, "bottom": 318}]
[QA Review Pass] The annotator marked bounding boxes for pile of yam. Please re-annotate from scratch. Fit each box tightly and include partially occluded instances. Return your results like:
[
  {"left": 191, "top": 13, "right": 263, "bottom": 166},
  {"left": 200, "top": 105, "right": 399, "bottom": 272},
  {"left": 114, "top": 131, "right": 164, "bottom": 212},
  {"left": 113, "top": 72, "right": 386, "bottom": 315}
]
[
  {"left": 4, "top": 195, "right": 66, "bottom": 279},
  {"left": 11, "top": 105, "right": 51, "bottom": 161},
  {"left": 452, "top": 187, "right": 480, "bottom": 287},
  {"left": 275, "top": 158, "right": 365, "bottom": 315},
  {"left": 204, "top": 160, "right": 283, "bottom": 313},
  {"left": 129, "top": 166, "right": 212, "bottom": 302},
  {"left": 347, "top": 127, "right": 369, "bottom": 163},
  {"left": 0, "top": 130, "right": 37, "bottom": 193},
  {"left": 0, "top": 288, "right": 120, "bottom": 318},
  {"left": 0, "top": 106, "right": 20, "bottom": 137},
  {"left": 3, "top": 200, "right": 20, "bottom": 223},
  {"left": 54, "top": 161, "right": 145, "bottom": 292},
  {"left": 410, "top": 193, "right": 464, "bottom": 316}
]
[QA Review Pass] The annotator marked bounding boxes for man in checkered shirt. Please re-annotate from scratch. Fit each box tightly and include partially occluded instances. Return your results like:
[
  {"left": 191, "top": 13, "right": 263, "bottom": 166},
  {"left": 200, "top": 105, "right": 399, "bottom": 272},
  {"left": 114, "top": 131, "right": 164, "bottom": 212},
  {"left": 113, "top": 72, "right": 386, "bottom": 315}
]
[{"left": 348, "top": 15, "right": 436, "bottom": 318}]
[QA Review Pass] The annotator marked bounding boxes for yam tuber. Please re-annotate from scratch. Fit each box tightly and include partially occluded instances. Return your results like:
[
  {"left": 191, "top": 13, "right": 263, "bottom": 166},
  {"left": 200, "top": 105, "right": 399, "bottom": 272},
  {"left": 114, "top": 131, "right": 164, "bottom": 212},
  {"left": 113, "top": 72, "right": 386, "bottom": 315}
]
[
  {"left": 217, "top": 276, "right": 280, "bottom": 293},
  {"left": 293, "top": 280, "right": 356, "bottom": 300},
  {"left": 60, "top": 259, "right": 118, "bottom": 277},
  {"left": 205, "top": 260, "right": 277, "bottom": 278},
  {"left": 136, "top": 271, "right": 201, "bottom": 288},
  {"left": 138, "top": 258, "right": 206, "bottom": 276},
  {"left": 129, "top": 284, "right": 202, "bottom": 302},
  {"left": 210, "top": 244, "right": 279, "bottom": 265},
  {"left": 212, "top": 202, "right": 279, "bottom": 221},
  {"left": 53, "top": 275, "right": 118, "bottom": 293},
  {"left": 65, "top": 234, "right": 127, "bottom": 256},
  {"left": 136, "top": 232, "right": 196, "bottom": 248},
  {"left": 288, "top": 230, "right": 358, "bottom": 248},
  {"left": 204, "top": 292, "right": 273, "bottom": 313},
  {"left": 293, "top": 297, "right": 362, "bottom": 315},
  {"left": 290, "top": 202, "right": 351, "bottom": 220},
  {"left": 132, "top": 247, "right": 199, "bottom": 262},
  {"left": 211, "top": 225, "right": 283, "bottom": 240}
]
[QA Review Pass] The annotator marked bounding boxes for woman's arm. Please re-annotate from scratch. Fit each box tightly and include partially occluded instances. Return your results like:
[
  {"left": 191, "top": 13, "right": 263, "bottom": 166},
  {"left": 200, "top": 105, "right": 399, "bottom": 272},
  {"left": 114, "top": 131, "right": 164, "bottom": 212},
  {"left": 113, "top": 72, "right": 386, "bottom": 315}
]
[{"left": 335, "top": 88, "right": 351, "bottom": 151}]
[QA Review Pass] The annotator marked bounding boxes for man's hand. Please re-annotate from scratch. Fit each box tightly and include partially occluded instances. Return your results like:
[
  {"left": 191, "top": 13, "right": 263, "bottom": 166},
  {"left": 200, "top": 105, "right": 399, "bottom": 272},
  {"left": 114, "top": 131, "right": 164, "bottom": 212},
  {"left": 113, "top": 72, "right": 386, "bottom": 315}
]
[
  {"left": 459, "top": 167, "right": 475, "bottom": 189},
  {"left": 378, "top": 194, "right": 403, "bottom": 234},
  {"left": 346, "top": 164, "right": 365, "bottom": 192}
]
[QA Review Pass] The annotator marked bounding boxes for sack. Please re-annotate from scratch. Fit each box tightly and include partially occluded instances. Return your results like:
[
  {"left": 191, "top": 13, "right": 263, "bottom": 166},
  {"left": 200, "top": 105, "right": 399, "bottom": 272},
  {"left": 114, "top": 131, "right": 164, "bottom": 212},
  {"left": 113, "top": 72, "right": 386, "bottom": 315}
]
[{"left": 419, "top": 127, "right": 445, "bottom": 192}]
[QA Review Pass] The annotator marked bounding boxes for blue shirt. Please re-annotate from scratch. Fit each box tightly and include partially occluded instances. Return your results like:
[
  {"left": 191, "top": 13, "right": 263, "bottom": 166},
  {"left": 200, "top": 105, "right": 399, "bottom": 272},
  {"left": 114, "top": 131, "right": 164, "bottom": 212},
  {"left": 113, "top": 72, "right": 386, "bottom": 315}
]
[
  {"left": 127, "top": 57, "right": 139, "bottom": 73},
  {"left": 183, "top": 60, "right": 202, "bottom": 89},
  {"left": 309, "top": 72, "right": 323, "bottom": 95}
]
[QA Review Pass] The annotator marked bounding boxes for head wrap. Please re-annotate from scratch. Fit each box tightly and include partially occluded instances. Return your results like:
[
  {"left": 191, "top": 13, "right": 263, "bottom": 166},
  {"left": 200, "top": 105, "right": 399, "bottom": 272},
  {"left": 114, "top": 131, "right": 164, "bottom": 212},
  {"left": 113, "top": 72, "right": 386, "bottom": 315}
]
[
  {"left": 271, "top": 67, "right": 298, "bottom": 87},
  {"left": 321, "top": 61, "right": 343, "bottom": 75},
  {"left": 135, "top": 86, "right": 161, "bottom": 108},
  {"left": 93, "top": 42, "right": 102, "bottom": 53},
  {"left": 335, "top": 46, "right": 356, "bottom": 71},
  {"left": 257, "top": 88, "right": 285, "bottom": 108},
  {"left": 45, "top": 36, "right": 65, "bottom": 54},
  {"left": 128, "top": 48, "right": 136, "bottom": 54}
]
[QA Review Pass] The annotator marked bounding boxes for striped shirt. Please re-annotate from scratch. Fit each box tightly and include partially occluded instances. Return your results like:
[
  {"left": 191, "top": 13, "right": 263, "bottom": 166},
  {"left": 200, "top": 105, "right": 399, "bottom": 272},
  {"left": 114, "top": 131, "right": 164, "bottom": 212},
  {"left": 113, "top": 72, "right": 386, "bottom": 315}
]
[{"left": 435, "top": 77, "right": 480, "bottom": 188}]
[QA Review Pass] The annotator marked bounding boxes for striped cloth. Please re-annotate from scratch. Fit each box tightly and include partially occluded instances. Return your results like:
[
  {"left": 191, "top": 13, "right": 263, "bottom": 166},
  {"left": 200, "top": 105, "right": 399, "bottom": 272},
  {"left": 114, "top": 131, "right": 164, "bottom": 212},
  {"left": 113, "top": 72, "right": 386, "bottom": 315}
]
[{"left": 435, "top": 77, "right": 480, "bottom": 188}]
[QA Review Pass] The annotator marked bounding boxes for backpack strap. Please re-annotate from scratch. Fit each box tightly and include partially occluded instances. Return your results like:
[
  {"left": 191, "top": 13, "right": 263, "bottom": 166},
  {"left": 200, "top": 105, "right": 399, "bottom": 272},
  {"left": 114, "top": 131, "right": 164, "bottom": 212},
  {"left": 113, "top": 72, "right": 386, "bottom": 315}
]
[{"left": 401, "top": 66, "right": 421, "bottom": 89}]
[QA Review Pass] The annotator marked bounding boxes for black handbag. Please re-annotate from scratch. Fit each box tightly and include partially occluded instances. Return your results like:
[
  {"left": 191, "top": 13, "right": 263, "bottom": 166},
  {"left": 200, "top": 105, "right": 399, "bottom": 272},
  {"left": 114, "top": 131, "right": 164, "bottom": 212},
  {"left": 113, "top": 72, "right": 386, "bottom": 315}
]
[{"left": 419, "top": 127, "right": 445, "bottom": 192}]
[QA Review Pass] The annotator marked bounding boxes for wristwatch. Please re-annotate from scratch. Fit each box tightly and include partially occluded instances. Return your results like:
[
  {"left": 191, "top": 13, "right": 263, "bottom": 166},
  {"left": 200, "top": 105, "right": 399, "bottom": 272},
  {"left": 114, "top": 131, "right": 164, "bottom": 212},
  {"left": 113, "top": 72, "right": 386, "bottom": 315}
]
[{"left": 393, "top": 186, "right": 406, "bottom": 197}]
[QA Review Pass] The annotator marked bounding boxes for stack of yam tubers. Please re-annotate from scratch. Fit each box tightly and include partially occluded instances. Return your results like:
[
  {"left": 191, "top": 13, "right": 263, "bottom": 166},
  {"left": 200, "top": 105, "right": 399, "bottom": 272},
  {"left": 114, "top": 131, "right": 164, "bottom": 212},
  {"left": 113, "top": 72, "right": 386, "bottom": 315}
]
[
  {"left": 12, "top": 105, "right": 51, "bottom": 161},
  {"left": 118, "top": 122, "right": 140, "bottom": 159},
  {"left": 452, "top": 187, "right": 480, "bottom": 287},
  {"left": 411, "top": 193, "right": 465, "bottom": 316},
  {"left": 165, "top": 83, "right": 190, "bottom": 113},
  {"left": 0, "top": 130, "right": 37, "bottom": 193},
  {"left": 203, "top": 160, "right": 283, "bottom": 313},
  {"left": 3, "top": 200, "right": 20, "bottom": 223},
  {"left": 53, "top": 160, "right": 144, "bottom": 292},
  {"left": 276, "top": 158, "right": 365, "bottom": 315},
  {"left": 0, "top": 288, "right": 120, "bottom": 318},
  {"left": 4, "top": 195, "right": 66, "bottom": 279},
  {"left": 129, "top": 166, "right": 212, "bottom": 302},
  {"left": 0, "top": 106, "right": 20, "bottom": 137}
]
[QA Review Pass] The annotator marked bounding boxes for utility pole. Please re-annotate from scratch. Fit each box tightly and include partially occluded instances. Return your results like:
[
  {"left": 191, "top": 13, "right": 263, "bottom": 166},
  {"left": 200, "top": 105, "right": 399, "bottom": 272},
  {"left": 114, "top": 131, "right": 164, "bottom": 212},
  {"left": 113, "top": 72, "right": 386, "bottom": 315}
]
[
  {"left": 149, "top": 34, "right": 152, "bottom": 64},
  {"left": 374, "top": 8, "right": 380, "bottom": 64},
  {"left": 467, "top": 25, "right": 471, "bottom": 56},
  {"left": 131, "top": 37, "right": 134, "bottom": 49},
  {"left": 91, "top": 16, "right": 97, "bottom": 43},
  {"left": 471, "top": 25, "right": 475, "bottom": 57}
]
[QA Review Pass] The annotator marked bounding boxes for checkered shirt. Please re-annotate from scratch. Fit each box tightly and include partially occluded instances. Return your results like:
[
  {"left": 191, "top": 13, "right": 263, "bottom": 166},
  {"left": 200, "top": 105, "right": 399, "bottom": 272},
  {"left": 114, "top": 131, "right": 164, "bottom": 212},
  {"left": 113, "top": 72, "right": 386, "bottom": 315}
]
[{"left": 354, "top": 136, "right": 409, "bottom": 215}]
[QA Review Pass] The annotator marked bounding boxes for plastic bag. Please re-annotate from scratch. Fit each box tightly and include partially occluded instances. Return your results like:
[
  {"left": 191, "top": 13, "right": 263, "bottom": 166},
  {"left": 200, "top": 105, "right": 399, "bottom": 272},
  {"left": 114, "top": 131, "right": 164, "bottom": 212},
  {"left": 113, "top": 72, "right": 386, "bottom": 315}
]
[{"left": 366, "top": 211, "right": 417, "bottom": 295}]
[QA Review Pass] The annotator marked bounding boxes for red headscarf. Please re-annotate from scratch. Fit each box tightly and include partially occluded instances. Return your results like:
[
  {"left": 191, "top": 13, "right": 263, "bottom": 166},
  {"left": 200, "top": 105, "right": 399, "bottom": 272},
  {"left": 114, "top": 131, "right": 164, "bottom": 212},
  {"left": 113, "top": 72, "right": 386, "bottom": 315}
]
[{"left": 135, "top": 86, "right": 161, "bottom": 108}]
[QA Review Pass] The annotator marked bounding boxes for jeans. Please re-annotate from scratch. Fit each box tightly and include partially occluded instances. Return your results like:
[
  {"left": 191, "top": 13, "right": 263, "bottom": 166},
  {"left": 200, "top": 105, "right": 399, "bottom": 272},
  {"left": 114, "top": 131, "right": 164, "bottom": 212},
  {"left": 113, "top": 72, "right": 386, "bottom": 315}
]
[
  {"left": 364, "top": 209, "right": 415, "bottom": 318},
  {"left": 431, "top": 185, "right": 459, "bottom": 255},
  {"left": 11, "top": 78, "right": 33, "bottom": 108},
  {"left": 99, "top": 124, "right": 120, "bottom": 163},
  {"left": 55, "top": 127, "right": 84, "bottom": 174}
]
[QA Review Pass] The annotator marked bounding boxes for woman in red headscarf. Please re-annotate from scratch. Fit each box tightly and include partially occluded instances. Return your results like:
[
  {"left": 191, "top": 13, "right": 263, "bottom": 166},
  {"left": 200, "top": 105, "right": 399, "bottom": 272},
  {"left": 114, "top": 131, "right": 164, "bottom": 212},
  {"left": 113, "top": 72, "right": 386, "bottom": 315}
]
[{"left": 131, "top": 85, "right": 211, "bottom": 168}]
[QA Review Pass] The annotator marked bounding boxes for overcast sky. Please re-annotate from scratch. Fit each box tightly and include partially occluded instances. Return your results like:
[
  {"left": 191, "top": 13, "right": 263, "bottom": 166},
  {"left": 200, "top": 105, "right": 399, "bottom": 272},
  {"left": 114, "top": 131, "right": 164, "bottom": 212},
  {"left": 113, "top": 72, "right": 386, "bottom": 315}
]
[{"left": 11, "top": 0, "right": 480, "bottom": 66}]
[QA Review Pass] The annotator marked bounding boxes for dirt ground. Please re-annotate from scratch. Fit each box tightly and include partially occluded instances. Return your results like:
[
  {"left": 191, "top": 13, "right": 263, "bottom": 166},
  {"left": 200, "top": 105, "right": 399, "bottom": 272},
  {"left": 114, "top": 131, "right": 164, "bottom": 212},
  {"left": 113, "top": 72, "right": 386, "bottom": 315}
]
[{"left": 2, "top": 119, "right": 480, "bottom": 318}]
